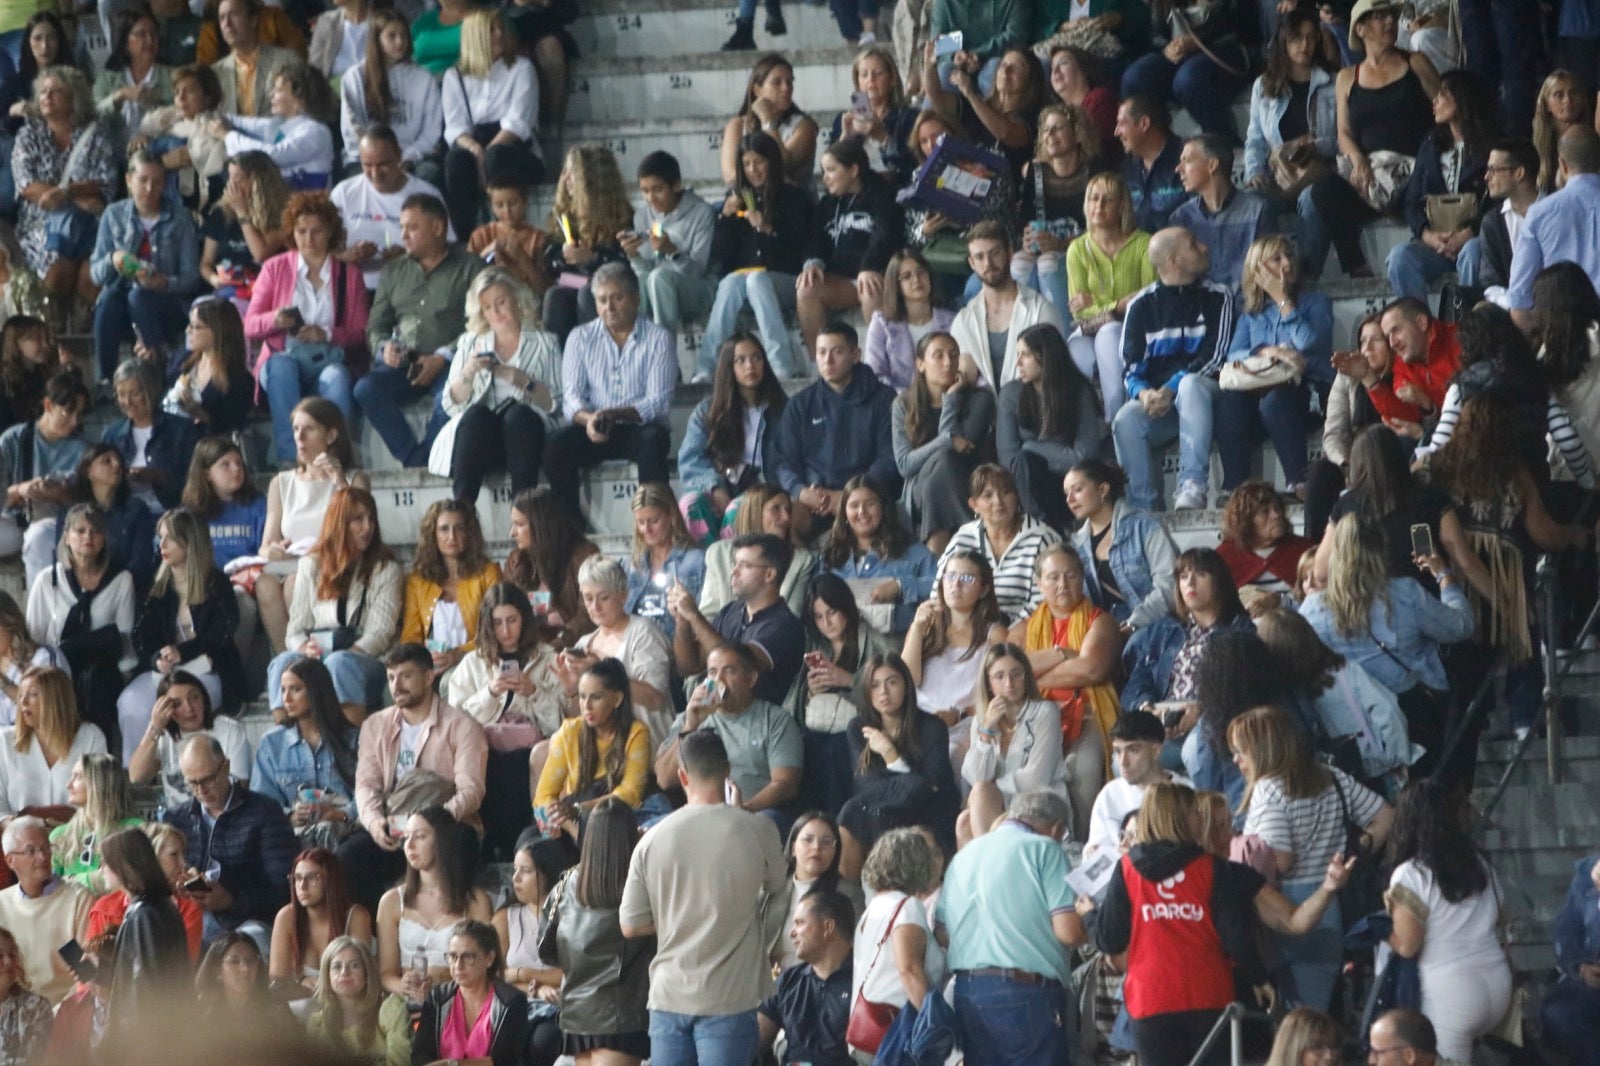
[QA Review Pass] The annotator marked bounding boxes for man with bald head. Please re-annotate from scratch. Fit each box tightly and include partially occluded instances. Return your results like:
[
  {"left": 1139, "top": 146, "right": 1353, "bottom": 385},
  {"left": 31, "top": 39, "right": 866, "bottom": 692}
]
[
  {"left": 1509, "top": 125, "right": 1600, "bottom": 330},
  {"left": 163, "top": 734, "right": 298, "bottom": 946},
  {"left": 1111, "top": 226, "right": 1234, "bottom": 512}
]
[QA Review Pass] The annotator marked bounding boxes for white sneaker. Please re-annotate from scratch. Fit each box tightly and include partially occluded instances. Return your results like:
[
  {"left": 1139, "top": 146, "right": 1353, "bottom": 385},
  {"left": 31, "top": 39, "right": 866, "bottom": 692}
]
[
  {"left": 1174, "top": 481, "right": 1207, "bottom": 510},
  {"left": 690, "top": 371, "right": 711, "bottom": 385}
]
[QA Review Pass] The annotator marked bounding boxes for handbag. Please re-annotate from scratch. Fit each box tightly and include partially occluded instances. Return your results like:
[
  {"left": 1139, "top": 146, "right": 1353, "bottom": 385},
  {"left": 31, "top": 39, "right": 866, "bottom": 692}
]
[
  {"left": 44, "top": 207, "right": 97, "bottom": 259},
  {"left": 284, "top": 340, "right": 344, "bottom": 372},
  {"left": 1220, "top": 351, "right": 1301, "bottom": 391},
  {"left": 1337, "top": 149, "right": 1414, "bottom": 213},
  {"left": 329, "top": 585, "right": 368, "bottom": 652},
  {"left": 846, "top": 896, "right": 910, "bottom": 1054},
  {"left": 1268, "top": 138, "right": 1331, "bottom": 199},
  {"left": 1425, "top": 192, "right": 1479, "bottom": 235},
  {"left": 1330, "top": 771, "right": 1385, "bottom": 928}
]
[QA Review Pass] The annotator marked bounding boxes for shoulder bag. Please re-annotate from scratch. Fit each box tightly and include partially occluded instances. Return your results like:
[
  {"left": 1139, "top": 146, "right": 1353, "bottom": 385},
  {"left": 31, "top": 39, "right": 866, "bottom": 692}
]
[
  {"left": 846, "top": 895, "right": 911, "bottom": 1054},
  {"left": 1220, "top": 352, "right": 1301, "bottom": 391}
]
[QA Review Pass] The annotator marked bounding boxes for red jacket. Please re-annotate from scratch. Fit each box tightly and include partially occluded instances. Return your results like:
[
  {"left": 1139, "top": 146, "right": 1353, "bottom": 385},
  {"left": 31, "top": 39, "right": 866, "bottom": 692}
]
[
  {"left": 1369, "top": 319, "right": 1460, "bottom": 422},
  {"left": 243, "top": 250, "right": 372, "bottom": 383},
  {"left": 1217, "top": 536, "right": 1313, "bottom": 590}
]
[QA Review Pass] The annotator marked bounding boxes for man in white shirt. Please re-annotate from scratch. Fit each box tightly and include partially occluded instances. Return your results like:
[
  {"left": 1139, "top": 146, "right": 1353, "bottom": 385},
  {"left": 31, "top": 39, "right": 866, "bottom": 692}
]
[
  {"left": 1083, "top": 710, "right": 1189, "bottom": 859},
  {"left": 949, "top": 221, "right": 1064, "bottom": 391},
  {"left": 331, "top": 125, "right": 451, "bottom": 290},
  {"left": 1476, "top": 138, "right": 1538, "bottom": 309}
]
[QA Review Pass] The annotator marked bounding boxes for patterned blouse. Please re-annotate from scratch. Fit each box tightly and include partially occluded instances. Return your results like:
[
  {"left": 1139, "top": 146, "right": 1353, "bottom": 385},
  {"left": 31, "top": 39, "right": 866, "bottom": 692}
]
[
  {"left": 0, "top": 988, "right": 53, "bottom": 1064},
  {"left": 11, "top": 119, "right": 117, "bottom": 274}
]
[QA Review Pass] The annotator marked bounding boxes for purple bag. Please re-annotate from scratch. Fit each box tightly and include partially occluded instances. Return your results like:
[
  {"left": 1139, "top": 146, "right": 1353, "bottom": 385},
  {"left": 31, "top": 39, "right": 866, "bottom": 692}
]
[{"left": 895, "top": 133, "right": 1008, "bottom": 227}]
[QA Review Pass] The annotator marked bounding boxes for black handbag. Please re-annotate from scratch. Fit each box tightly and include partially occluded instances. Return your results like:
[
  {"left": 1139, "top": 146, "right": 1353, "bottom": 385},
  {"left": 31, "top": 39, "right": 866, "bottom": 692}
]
[
  {"left": 1330, "top": 772, "right": 1384, "bottom": 930},
  {"left": 330, "top": 585, "right": 367, "bottom": 652}
]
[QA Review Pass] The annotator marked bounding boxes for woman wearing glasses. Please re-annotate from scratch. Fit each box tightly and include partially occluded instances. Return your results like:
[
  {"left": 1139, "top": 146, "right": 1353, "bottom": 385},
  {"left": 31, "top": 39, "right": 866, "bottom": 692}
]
[{"left": 413, "top": 918, "right": 530, "bottom": 1066}]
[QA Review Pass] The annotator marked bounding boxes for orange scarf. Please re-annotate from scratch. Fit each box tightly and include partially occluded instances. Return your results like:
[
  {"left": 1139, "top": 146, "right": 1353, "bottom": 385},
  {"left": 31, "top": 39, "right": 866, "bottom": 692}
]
[{"left": 1024, "top": 598, "right": 1120, "bottom": 771}]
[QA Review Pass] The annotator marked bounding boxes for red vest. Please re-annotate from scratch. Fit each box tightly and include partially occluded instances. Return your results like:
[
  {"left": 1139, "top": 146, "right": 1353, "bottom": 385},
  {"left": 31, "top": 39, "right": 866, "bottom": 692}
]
[{"left": 1121, "top": 853, "right": 1235, "bottom": 1018}]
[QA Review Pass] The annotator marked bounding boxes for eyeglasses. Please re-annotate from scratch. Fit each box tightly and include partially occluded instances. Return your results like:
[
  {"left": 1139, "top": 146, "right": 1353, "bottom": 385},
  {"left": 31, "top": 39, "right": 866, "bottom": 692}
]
[
  {"left": 944, "top": 573, "right": 978, "bottom": 586},
  {"left": 292, "top": 872, "right": 324, "bottom": 885},
  {"left": 444, "top": 951, "right": 482, "bottom": 965}
]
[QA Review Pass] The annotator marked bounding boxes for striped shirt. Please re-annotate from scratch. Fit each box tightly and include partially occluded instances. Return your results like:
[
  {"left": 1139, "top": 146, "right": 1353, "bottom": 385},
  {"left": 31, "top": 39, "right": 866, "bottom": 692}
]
[
  {"left": 1243, "top": 768, "right": 1385, "bottom": 884},
  {"left": 936, "top": 516, "right": 1063, "bottom": 625},
  {"left": 560, "top": 315, "right": 678, "bottom": 424},
  {"left": 1414, "top": 383, "right": 1595, "bottom": 488}
]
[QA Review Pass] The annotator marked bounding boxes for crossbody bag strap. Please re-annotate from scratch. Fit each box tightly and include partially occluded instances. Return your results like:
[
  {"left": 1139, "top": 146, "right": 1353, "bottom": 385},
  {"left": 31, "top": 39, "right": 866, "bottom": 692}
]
[{"left": 852, "top": 895, "right": 911, "bottom": 1009}]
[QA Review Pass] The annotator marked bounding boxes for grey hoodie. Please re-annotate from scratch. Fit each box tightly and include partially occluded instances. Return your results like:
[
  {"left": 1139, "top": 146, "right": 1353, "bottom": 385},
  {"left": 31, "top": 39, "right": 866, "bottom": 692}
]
[{"left": 631, "top": 188, "right": 717, "bottom": 279}]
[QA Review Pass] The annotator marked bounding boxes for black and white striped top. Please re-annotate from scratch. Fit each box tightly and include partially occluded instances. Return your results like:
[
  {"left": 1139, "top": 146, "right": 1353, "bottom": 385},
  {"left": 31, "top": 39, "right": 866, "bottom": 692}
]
[{"left": 935, "top": 515, "right": 1064, "bottom": 625}]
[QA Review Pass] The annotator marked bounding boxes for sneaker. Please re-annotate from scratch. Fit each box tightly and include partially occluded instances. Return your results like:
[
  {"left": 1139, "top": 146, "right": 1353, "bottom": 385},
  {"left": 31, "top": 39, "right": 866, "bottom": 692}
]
[
  {"left": 1174, "top": 481, "right": 1207, "bottom": 511},
  {"left": 690, "top": 370, "right": 712, "bottom": 385},
  {"left": 857, "top": 30, "right": 876, "bottom": 44}
]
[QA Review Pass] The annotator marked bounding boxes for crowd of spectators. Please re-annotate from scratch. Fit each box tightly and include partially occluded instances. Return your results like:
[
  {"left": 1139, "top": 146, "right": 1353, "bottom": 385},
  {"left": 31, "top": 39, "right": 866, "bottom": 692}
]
[{"left": 0, "top": 0, "right": 1593, "bottom": 1063}]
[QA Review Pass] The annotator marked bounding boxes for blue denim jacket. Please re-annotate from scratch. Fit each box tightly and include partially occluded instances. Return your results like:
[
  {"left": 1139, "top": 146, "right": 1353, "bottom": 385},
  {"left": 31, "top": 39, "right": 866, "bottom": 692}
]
[
  {"left": 1181, "top": 725, "right": 1246, "bottom": 822},
  {"left": 1228, "top": 290, "right": 1336, "bottom": 387},
  {"left": 826, "top": 542, "right": 937, "bottom": 633},
  {"left": 101, "top": 413, "right": 199, "bottom": 510},
  {"left": 1121, "top": 612, "right": 1255, "bottom": 712},
  {"left": 676, "top": 396, "right": 780, "bottom": 495},
  {"left": 1299, "top": 579, "right": 1473, "bottom": 693},
  {"left": 1243, "top": 67, "right": 1337, "bottom": 184},
  {"left": 250, "top": 723, "right": 357, "bottom": 817},
  {"left": 1072, "top": 500, "right": 1178, "bottom": 631},
  {"left": 88, "top": 196, "right": 202, "bottom": 295},
  {"left": 1553, "top": 855, "right": 1600, "bottom": 976},
  {"left": 624, "top": 546, "right": 707, "bottom": 641}
]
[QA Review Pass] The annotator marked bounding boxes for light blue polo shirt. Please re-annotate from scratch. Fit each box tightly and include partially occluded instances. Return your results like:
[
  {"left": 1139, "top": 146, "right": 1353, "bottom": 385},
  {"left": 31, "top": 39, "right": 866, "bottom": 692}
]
[{"left": 935, "top": 820, "right": 1076, "bottom": 985}]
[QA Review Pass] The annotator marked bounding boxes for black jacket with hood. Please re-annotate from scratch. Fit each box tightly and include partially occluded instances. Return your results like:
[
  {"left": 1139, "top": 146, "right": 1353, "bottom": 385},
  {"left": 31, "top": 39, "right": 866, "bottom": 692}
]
[{"left": 804, "top": 174, "right": 903, "bottom": 277}]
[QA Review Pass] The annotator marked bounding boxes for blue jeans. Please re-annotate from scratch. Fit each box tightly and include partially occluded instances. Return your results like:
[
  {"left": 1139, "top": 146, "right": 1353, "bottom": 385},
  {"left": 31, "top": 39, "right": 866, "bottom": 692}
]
[
  {"left": 263, "top": 352, "right": 354, "bottom": 464},
  {"left": 1542, "top": 974, "right": 1600, "bottom": 1066},
  {"left": 1460, "top": 0, "right": 1540, "bottom": 137},
  {"left": 698, "top": 270, "right": 799, "bottom": 378},
  {"left": 352, "top": 361, "right": 448, "bottom": 467},
  {"left": 952, "top": 972, "right": 1067, "bottom": 1066},
  {"left": 1385, "top": 238, "right": 1483, "bottom": 301},
  {"left": 1120, "top": 47, "right": 1248, "bottom": 141},
  {"left": 1215, "top": 381, "right": 1309, "bottom": 490},
  {"left": 1111, "top": 373, "right": 1220, "bottom": 510},
  {"left": 829, "top": 0, "right": 878, "bottom": 38},
  {"left": 1295, "top": 185, "right": 1328, "bottom": 277},
  {"left": 94, "top": 284, "right": 187, "bottom": 380},
  {"left": 648, "top": 1010, "right": 759, "bottom": 1066},
  {"left": 1278, "top": 878, "right": 1342, "bottom": 1011},
  {"left": 267, "top": 649, "right": 387, "bottom": 711}
]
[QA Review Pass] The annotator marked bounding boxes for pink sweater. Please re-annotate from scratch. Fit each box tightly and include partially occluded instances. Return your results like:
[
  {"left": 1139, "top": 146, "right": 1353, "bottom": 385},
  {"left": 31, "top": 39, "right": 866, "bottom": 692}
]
[{"left": 244, "top": 249, "right": 372, "bottom": 381}]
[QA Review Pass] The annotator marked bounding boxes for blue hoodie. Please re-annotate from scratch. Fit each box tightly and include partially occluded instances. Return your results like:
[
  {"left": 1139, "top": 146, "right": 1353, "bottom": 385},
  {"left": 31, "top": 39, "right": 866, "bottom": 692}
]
[{"left": 772, "top": 363, "right": 900, "bottom": 496}]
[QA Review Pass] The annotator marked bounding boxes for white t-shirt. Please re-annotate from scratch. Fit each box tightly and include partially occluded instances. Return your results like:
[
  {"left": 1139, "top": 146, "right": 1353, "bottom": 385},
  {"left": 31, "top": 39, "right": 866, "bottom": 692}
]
[
  {"left": 396, "top": 719, "right": 424, "bottom": 779},
  {"left": 1084, "top": 771, "right": 1192, "bottom": 858},
  {"left": 852, "top": 891, "right": 946, "bottom": 1011},
  {"left": 1388, "top": 859, "right": 1507, "bottom": 975},
  {"left": 129, "top": 424, "right": 153, "bottom": 466},
  {"left": 329, "top": 173, "right": 451, "bottom": 288},
  {"left": 332, "top": 18, "right": 368, "bottom": 78}
]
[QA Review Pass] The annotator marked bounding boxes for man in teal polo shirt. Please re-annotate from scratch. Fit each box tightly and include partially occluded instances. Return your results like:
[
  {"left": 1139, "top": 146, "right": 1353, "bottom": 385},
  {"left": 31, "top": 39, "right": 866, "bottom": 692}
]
[{"left": 935, "top": 790, "right": 1086, "bottom": 1066}]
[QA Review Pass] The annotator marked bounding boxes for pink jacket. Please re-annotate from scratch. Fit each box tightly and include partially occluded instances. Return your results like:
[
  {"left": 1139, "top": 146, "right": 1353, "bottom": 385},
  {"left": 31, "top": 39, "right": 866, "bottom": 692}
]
[
  {"left": 354, "top": 697, "right": 488, "bottom": 836},
  {"left": 244, "top": 250, "right": 372, "bottom": 382}
]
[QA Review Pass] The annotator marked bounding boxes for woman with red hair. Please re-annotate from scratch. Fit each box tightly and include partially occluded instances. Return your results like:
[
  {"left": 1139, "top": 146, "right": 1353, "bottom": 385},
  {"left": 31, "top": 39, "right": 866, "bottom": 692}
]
[
  {"left": 265, "top": 487, "right": 402, "bottom": 725},
  {"left": 1215, "top": 481, "right": 1312, "bottom": 617},
  {"left": 267, "top": 847, "right": 373, "bottom": 996}
]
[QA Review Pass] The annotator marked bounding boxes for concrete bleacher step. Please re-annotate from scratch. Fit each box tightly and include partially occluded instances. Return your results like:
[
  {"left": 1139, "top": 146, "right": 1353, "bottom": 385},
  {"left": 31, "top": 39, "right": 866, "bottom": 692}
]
[
  {"left": 567, "top": 47, "right": 856, "bottom": 126},
  {"left": 558, "top": 112, "right": 844, "bottom": 188},
  {"left": 570, "top": 0, "right": 846, "bottom": 59}
]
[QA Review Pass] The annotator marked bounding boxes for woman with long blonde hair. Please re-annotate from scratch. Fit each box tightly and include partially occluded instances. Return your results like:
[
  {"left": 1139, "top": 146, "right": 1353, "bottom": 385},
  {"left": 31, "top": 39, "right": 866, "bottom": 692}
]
[
  {"left": 1064, "top": 171, "right": 1153, "bottom": 418},
  {"left": 49, "top": 751, "right": 141, "bottom": 894},
  {"left": 340, "top": 11, "right": 442, "bottom": 173},
  {"left": 0, "top": 665, "right": 108, "bottom": 815},
  {"left": 541, "top": 144, "right": 631, "bottom": 342},
  {"left": 117, "top": 507, "right": 244, "bottom": 759},
  {"left": 442, "top": 8, "right": 543, "bottom": 242},
  {"left": 267, "top": 487, "right": 402, "bottom": 724},
  {"left": 1532, "top": 69, "right": 1592, "bottom": 193},
  {"left": 306, "top": 936, "right": 412, "bottom": 1063},
  {"left": 199, "top": 151, "right": 291, "bottom": 303},
  {"left": 623, "top": 483, "right": 705, "bottom": 643}
]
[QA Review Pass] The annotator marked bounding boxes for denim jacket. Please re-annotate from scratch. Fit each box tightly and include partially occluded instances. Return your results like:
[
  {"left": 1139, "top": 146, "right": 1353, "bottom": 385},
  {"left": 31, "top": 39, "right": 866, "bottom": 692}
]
[
  {"left": 1553, "top": 855, "right": 1600, "bottom": 977},
  {"left": 101, "top": 413, "right": 199, "bottom": 510},
  {"left": 1299, "top": 579, "right": 1473, "bottom": 693},
  {"left": 1121, "top": 612, "right": 1254, "bottom": 712},
  {"left": 677, "top": 396, "right": 781, "bottom": 495},
  {"left": 250, "top": 723, "right": 357, "bottom": 818},
  {"left": 1072, "top": 500, "right": 1178, "bottom": 631},
  {"left": 1243, "top": 67, "right": 1337, "bottom": 184},
  {"left": 624, "top": 546, "right": 707, "bottom": 642},
  {"left": 826, "top": 542, "right": 937, "bottom": 633},
  {"left": 88, "top": 196, "right": 202, "bottom": 295}
]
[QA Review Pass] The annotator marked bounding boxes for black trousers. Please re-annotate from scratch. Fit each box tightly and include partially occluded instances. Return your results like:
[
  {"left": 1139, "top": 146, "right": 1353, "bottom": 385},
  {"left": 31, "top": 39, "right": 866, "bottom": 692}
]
[
  {"left": 544, "top": 420, "right": 672, "bottom": 518},
  {"left": 542, "top": 285, "right": 597, "bottom": 347},
  {"left": 1309, "top": 172, "right": 1380, "bottom": 274},
  {"left": 482, "top": 747, "right": 533, "bottom": 864},
  {"left": 1303, "top": 456, "right": 1345, "bottom": 545},
  {"left": 1129, "top": 1009, "right": 1230, "bottom": 1066},
  {"left": 452, "top": 403, "right": 547, "bottom": 506},
  {"left": 1011, "top": 451, "right": 1071, "bottom": 529},
  {"left": 444, "top": 138, "right": 545, "bottom": 244},
  {"left": 336, "top": 826, "right": 410, "bottom": 915}
]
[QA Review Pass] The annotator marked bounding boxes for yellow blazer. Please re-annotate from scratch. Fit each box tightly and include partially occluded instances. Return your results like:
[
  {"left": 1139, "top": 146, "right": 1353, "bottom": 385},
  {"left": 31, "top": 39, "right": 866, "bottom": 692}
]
[{"left": 401, "top": 563, "right": 503, "bottom": 651}]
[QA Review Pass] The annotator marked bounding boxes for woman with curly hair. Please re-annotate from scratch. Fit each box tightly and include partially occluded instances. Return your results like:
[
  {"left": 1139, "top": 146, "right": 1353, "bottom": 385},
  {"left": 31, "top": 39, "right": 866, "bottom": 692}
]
[
  {"left": 540, "top": 144, "right": 631, "bottom": 342},
  {"left": 677, "top": 333, "right": 788, "bottom": 540},
  {"left": 400, "top": 499, "right": 502, "bottom": 679},
  {"left": 218, "top": 61, "right": 336, "bottom": 190},
  {"left": 244, "top": 192, "right": 371, "bottom": 465},
  {"left": 199, "top": 151, "right": 291, "bottom": 307},
  {"left": 1216, "top": 481, "right": 1313, "bottom": 616},
  {"left": 15, "top": 66, "right": 117, "bottom": 332}
]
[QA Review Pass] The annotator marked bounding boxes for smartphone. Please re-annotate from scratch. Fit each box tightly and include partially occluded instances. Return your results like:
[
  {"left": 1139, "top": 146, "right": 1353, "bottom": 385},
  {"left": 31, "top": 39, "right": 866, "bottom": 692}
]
[
  {"left": 804, "top": 650, "right": 826, "bottom": 669},
  {"left": 58, "top": 941, "right": 97, "bottom": 983},
  {"left": 182, "top": 873, "right": 210, "bottom": 893},
  {"left": 934, "top": 30, "right": 963, "bottom": 57},
  {"left": 533, "top": 804, "right": 551, "bottom": 836},
  {"left": 849, "top": 90, "right": 872, "bottom": 119},
  {"left": 1409, "top": 523, "right": 1435, "bottom": 558},
  {"left": 281, "top": 307, "right": 304, "bottom": 330},
  {"left": 499, "top": 658, "right": 519, "bottom": 678}
]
